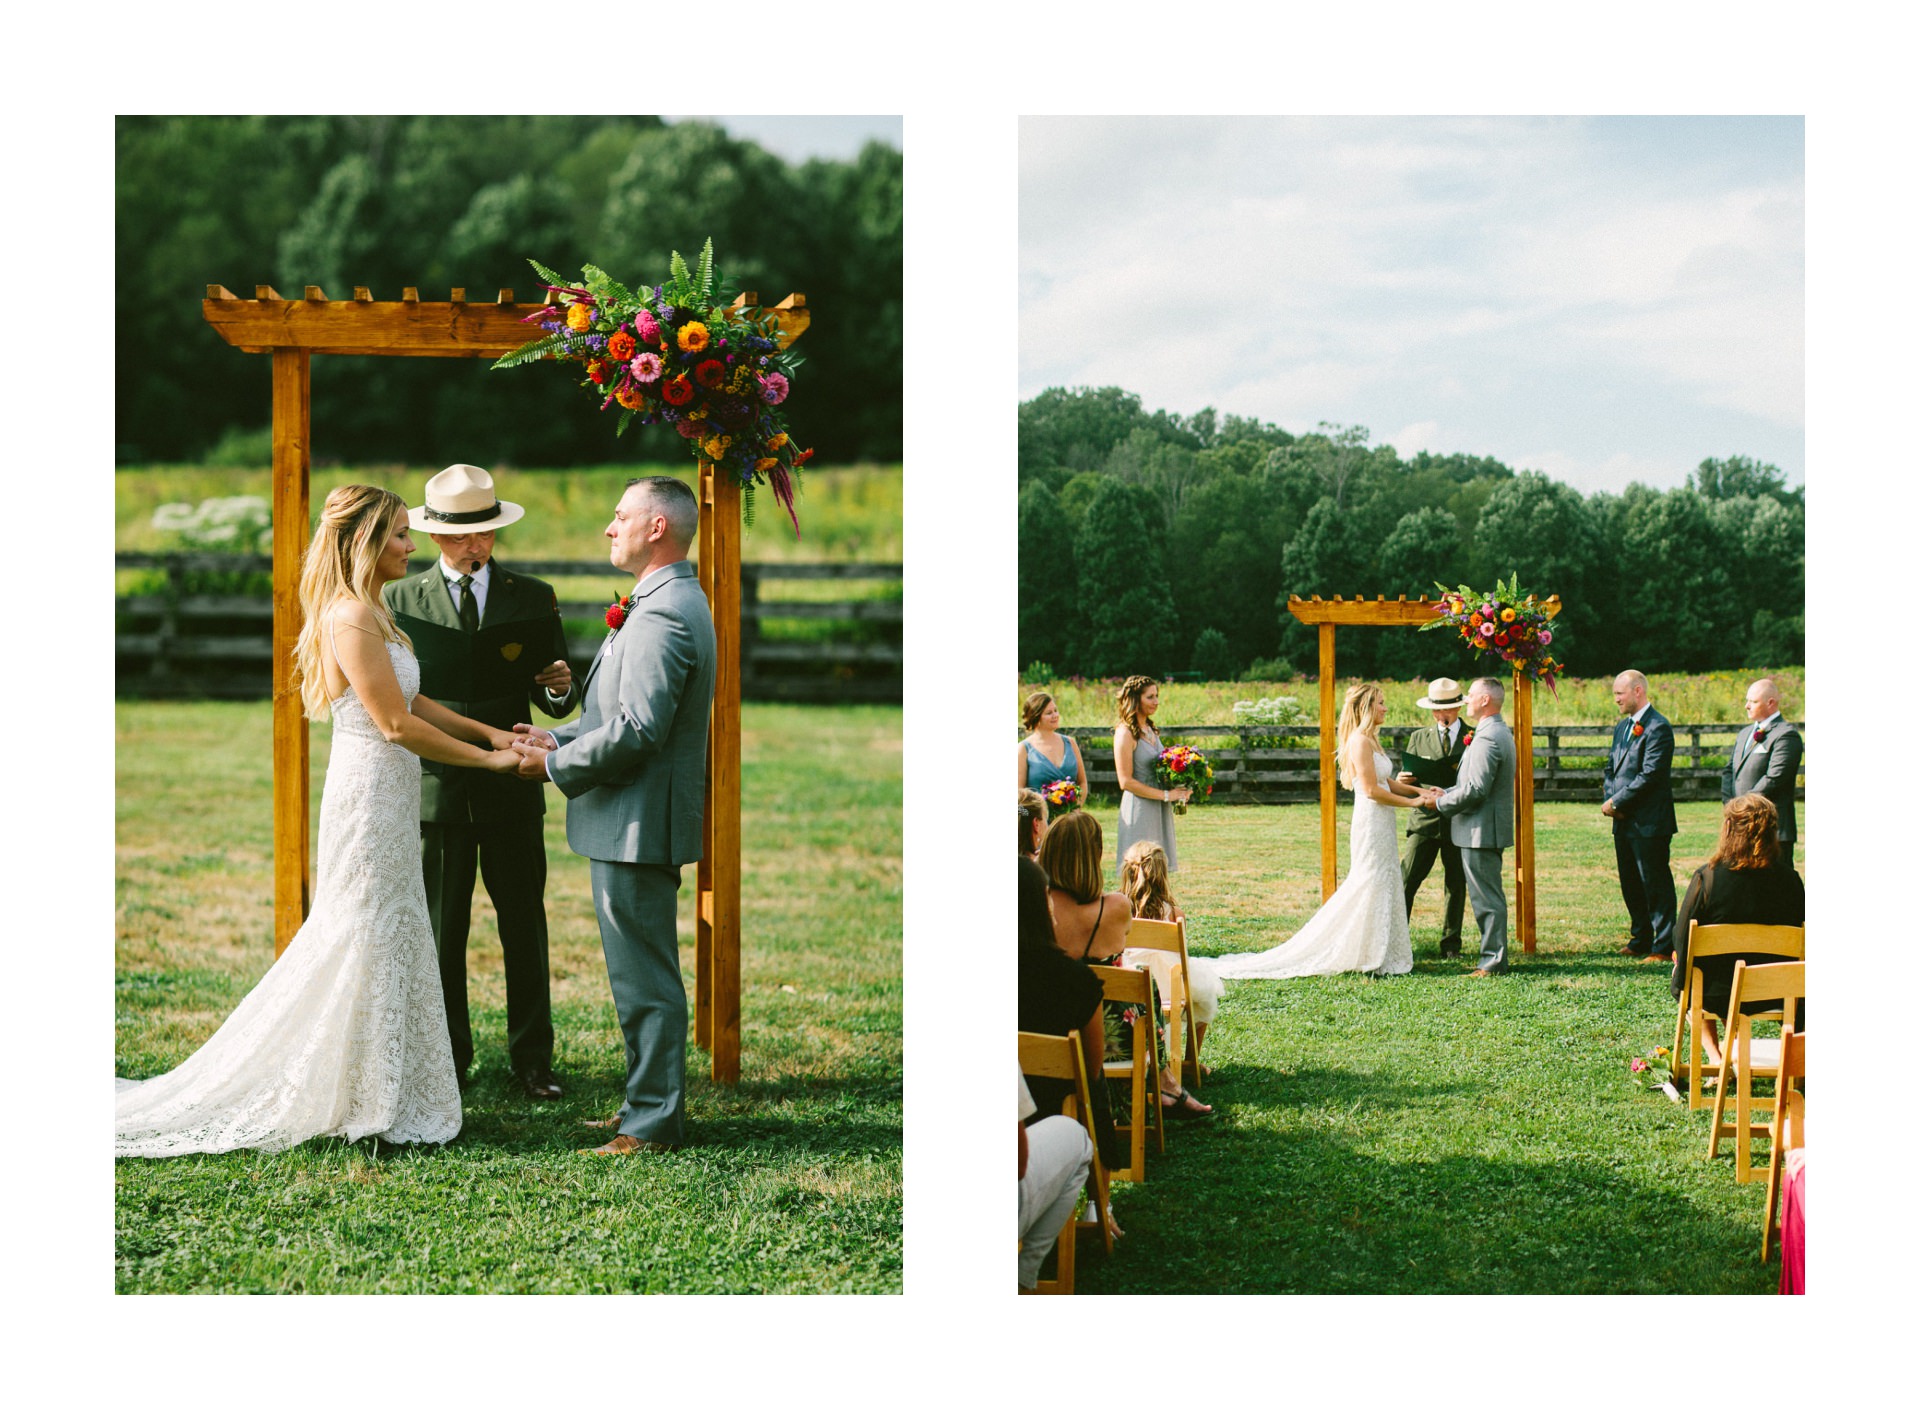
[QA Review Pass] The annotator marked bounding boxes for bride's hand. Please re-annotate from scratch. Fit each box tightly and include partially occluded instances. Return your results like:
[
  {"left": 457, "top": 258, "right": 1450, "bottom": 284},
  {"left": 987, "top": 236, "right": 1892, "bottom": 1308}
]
[
  {"left": 484, "top": 727, "right": 517, "bottom": 751},
  {"left": 483, "top": 748, "right": 523, "bottom": 775}
]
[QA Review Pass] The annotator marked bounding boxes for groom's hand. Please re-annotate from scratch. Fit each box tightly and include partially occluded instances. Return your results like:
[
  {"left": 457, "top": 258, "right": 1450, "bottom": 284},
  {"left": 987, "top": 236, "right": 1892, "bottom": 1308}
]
[
  {"left": 511, "top": 740, "right": 552, "bottom": 780},
  {"left": 513, "top": 722, "right": 559, "bottom": 751}
]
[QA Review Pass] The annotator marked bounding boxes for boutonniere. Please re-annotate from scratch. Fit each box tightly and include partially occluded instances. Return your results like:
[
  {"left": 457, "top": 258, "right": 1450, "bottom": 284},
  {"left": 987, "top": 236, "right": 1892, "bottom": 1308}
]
[
  {"left": 1631, "top": 722, "right": 1644, "bottom": 737},
  {"left": 605, "top": 593, "right": 633, "bottom": 632},
  {"left": 1460, "top": 729, "right": 1475, "bottom": 749},
  {"left": 1752, "top": 728, "right": 1767, "bottom": 744}
]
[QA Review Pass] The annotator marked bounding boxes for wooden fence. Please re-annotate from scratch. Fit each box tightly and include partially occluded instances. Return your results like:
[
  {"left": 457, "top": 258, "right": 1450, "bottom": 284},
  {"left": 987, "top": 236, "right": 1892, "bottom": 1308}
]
[
  {"left": 1036, "top": 723, "right": 1806, "bottom": 806},
  {"left": 116, "top": 554, "right": 902, "bottom": 703}
]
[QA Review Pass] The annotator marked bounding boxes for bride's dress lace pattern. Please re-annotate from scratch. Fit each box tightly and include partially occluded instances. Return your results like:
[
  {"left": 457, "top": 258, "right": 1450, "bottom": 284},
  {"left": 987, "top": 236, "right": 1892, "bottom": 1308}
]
[
  {"left": 116, "top": 643, "right": 462, "bottom": 1156},
  {"left": 1212, "top": 749, "right": 1413, "bottom": 979}
]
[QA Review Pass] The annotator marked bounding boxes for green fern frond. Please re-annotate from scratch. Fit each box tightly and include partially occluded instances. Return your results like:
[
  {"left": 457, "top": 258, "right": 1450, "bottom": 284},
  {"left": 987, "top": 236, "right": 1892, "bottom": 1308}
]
[
  {"left": 490, "top": 333, "right": 567, "bottom": 371},
  {"left": 616, "top": 407, "right": 635, "bottom": 437},
  {"left": 693, "top": 238, "right": 714, "bottom": 301},
  {"left": 741, "top": 480, "right": 756, "bottom": 530},
  {"left": 669, "top": 248, "right": 690, "bottom": 294},
  {"left": 581, "top": 264, "right": 636, "bottom": 308},
  {"left": 526, "top": 257, "right": 570, "bottom": 289}
]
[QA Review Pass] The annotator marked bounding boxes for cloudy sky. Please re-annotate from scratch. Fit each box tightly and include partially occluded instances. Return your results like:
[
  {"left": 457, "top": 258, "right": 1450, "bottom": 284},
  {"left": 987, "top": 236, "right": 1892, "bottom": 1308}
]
[
  {"left": 666, "top": 114, "right": 901, "bottom": 163},
  {"left": 1020, "top": 116, "right": 1803, "bottom": 494}
]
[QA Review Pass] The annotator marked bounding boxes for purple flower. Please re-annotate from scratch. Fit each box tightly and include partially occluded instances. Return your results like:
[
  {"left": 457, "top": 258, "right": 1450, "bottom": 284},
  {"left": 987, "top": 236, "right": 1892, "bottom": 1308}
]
[{"left": 761, "top": 372, "right": 791, "bottom": 404}]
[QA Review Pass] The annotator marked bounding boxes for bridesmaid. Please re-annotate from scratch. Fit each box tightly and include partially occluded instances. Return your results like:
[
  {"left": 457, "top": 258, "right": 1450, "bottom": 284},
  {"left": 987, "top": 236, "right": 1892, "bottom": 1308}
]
[
  {"left": 1017, "top": 691, "right": 1088, "bottom": 798},
  {"left": 1113, "top": 674, "right": 1190, "bottom": 881}
]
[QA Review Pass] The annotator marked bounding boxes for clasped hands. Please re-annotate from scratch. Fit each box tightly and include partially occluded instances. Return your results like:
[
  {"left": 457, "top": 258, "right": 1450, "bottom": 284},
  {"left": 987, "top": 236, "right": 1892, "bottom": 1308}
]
[
  {"left": 1396, "top": 771, "right": 1445, "bottom": 809},
  {"left": 508, "top": 723, "right": 559, "bottom": 779}
]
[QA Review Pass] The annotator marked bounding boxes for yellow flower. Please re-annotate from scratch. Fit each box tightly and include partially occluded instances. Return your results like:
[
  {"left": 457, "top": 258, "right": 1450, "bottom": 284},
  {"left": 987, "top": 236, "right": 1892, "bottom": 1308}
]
[
  {"left": 1500, "top": 607, "right": 1516, "bottom": 622},
  {"left": 755, "top": 457, "right": 779, "bottom": 475},
  {"left": 677, "top": 321, "right": 710, "bottom": 352},
  {"left": 702, "top": 435, "right": 732, "bottom": 458},
  {"left": 565, "top": 303, "right": 592, "bottom": 333},
  {"left": 689, "top": 406, "right": 708, "bottom": 420},
  {"left": 768, "top": 432, "right": 789, "bottom": 450}
]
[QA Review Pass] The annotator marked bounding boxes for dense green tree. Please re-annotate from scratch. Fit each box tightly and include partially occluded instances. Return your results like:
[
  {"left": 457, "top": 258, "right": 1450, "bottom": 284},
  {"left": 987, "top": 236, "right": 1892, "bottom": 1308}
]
[
  {"left": 1017, "top": 481, "right": 1081, "bottom": 672},
  {"left": 1689, "top": 455, "right": 1802, "bottom": 508},
  {"left": 1279, "top": 497, "right": 1376, "bottom": 673},
  {"left": 1374, "top": 507, "right": 1464, "bottom": 680},
  {"left": 1190, "top": 627, "right": 1236, "bottom": 680},
  {"left": 1617, "top": 488, "right": 1742, "bottom": 671},
  {"left": 1075, "top": 479, "right": 1181, "bottom": 677},
  {"left": 1468, "top": 471, "right": 1610, "bottom": 673}
]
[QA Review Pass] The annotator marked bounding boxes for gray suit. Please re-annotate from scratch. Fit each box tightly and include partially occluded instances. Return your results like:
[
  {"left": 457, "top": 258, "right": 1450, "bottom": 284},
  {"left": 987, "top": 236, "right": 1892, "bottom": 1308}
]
[
  {"left": 1434, "top": 714, "right": 1516, "bottom": 973},
  {"left": 548, "top": 560, "right": 716, "bottom": 1143},
  {"left": 1721, "top": 715, "right": 1802, "bottom": 848}
]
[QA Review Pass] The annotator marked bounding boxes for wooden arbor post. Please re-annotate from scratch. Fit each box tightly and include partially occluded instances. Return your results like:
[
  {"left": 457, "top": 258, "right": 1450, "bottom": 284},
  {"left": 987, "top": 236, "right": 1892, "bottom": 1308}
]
[
  {"left": 201, "top": 282, "right": 807, "bottom": 1083},
  {"left": 1283, "top": 593, "right": 1563, "bottom": 956}
]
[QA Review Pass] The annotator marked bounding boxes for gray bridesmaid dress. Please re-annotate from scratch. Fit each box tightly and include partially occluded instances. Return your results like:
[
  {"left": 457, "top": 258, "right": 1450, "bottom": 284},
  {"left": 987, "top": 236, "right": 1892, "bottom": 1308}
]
[{"left": 1116, "top": 730, "right": 1177, "bottom": 878}]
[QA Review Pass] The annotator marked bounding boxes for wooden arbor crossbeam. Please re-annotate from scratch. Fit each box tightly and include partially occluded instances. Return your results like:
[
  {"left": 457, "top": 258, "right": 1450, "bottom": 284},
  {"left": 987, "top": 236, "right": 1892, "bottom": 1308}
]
[
  {"left": 202, "top": 283, "right": 809, "bottom": 1084},
  {"left": 1284, "top": 593, "right": 1564, "bottom": 956}
]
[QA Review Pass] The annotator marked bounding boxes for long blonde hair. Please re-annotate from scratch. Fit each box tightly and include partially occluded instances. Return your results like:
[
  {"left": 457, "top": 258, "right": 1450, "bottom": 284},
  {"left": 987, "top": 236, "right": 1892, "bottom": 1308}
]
[
  {"left": 294, "top": 485, "right": 413, "bottom": 719},
  {"left": 1115, "top": 674, "right": 1159, "bottom": 743},
  {"left": 1121, "top": 840, "right": 1177, "bottom": 921},
  {"left": 1335, "top": 682, "right": 1385, "bottom": 789}
]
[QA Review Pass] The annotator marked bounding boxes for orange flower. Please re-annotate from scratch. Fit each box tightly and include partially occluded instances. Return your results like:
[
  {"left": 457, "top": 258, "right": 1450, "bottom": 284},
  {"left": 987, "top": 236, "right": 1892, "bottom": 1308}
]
[
  {"left": 768, "top": 431, "right": 789, "bottom": 451},
  {"left": 677, "top": 321, "right": 710, "bottom": 352},
  {"left": 755, "top": 457, "right": 779, "bottom": 475},
  {"left": 615, "top": 383, "right": 644, "bottom": 410},
  {"left": 566, "top": 303, "right": 593, "bottom": 333},
  {"left": 607, "top": 330, "right": 636, "bottom": 361}
]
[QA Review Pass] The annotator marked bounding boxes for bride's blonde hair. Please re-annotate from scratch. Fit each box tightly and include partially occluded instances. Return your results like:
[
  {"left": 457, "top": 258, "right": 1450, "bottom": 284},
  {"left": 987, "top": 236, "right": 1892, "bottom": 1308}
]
[
  {"left": 294, "top": 485, "right": 413, "bottom": 720},
  {"left": 1334, "top": 682, "right": 1386, "bottom": 790}
]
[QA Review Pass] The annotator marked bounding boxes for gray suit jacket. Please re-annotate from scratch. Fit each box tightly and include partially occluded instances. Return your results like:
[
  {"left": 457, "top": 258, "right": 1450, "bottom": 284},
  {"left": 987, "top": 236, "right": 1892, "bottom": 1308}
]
[
  {"left": 1721, "top": 715, "right": 1802, "bottom": 842},
  {"left": 1435, "top": 714, "right": 1515, "bottom": 850},
  {"left": 548, "top": 560, "right": 716, "bottom": 865}
]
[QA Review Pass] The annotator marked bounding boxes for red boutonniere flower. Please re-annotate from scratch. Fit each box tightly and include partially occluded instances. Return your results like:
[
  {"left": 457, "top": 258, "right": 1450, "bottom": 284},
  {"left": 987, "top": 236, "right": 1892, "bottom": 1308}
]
[
  {"left": 1461, "top": 729, "right": 1475, "bottom": 749},
  {"left": 1631, "top": 722, "right": 1645, "bottom": 737},
  {"left": 1753, "top": 728, "right": 1767, "bottom": 743},
  {"left": 605, "top": 594, "right": 633, "bottom": 631}
]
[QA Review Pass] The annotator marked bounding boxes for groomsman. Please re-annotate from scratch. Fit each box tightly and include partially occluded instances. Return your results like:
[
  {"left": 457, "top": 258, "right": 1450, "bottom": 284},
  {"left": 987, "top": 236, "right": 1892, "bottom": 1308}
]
[
  {"left": 384, "top": 464, "right": 580, "bottom": 1099},
  {"left": 1601, "top": 669, "right": 1678, "bottom": 962},
  {"left": 1722, "top": 677, "right": 1802, "bottom": 858},
  {"left": 1396, "top": 677, "right": 1470, "bottom": 958}
]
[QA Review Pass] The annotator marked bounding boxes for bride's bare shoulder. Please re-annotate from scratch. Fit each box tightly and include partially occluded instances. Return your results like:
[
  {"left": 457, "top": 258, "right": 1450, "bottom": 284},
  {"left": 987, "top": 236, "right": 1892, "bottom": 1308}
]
[{"left": 324, "top": 597, "right": 381, "bottom": 636}]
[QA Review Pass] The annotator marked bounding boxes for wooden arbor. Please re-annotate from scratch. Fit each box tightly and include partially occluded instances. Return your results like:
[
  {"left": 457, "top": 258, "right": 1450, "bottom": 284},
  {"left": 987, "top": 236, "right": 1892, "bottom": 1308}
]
[
  {"left": 201, "top": 282, "right": 808, "bottom": 1082},
  {"left": 1284, "top": 593, "right": 1563, "bottom": 956}
]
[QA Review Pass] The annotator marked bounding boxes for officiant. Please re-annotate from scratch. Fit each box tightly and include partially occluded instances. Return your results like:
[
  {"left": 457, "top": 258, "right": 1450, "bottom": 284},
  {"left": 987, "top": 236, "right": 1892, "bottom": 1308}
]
[
  {"left": 1397, "top": 677, "right": 1470, "bottom": 959},
  {"left": 384, "top": 464, "right": 580, "bottom": 1100}
]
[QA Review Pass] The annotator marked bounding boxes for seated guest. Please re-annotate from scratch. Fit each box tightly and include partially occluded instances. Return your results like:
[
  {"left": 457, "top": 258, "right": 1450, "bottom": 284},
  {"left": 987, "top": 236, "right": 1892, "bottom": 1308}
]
[
  {"left": 1671, "top": 792, "right": 1806, "bottom": 1060},
  {"left": 1039, "top": 812, "right": 1210, "bottom": 1117},
  {"left": 1019, "top": 788, "right": 1047, "bottom": 861},
  {"left": 1120, "top": 839, "right": 1225, "bottom": 1075},
  {"left": 1019, "top": 854, "right": 1123, "bottom": 1237},
  {"left": 1019, "top": 1066, "right": 1093, "bottom": 1290},
  {"left": 1018, "top": 691, "right": 1088, "bottom": 797}
]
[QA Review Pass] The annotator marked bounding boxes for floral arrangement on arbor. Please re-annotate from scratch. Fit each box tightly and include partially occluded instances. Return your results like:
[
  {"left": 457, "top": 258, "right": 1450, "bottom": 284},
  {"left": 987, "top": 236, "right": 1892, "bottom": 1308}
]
[
  {"left": 1154, "top": 745, "right": 1214, "bottom": 815},
  {"left": 493, "top": 241, "right": 811, "bottom": 532},
  {"left": 1420, "top": 573, "right": 1561, "bottom": 693},
  {"left": 1041, "top": 778, "right": 1082, "bottom": 816}
]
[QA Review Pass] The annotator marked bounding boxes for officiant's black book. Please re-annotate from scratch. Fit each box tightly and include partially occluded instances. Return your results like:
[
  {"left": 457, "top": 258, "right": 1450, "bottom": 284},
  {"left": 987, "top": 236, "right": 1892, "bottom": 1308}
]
[
  {"left": 1398, "top": 749, "right": 1456, "bottom": 787},
  {"left": 404, "top": 616, "right": 556, "bottom": 703}
]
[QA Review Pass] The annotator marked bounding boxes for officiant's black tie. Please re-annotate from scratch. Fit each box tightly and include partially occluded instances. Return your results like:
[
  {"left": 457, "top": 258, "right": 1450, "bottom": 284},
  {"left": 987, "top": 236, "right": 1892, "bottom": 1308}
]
[{"left": 457, "top": 574, "right": 480, "bottom": 633}]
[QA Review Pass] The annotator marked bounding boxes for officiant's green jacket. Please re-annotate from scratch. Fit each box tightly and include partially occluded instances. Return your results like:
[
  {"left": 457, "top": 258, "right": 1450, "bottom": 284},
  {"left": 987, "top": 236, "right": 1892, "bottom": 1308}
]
[
  {"left": 1401, "top": 723, "right": 1468, "bottom": 840},
  {"left": 382, "top": 561, "right": 580, "bottom": 821}
]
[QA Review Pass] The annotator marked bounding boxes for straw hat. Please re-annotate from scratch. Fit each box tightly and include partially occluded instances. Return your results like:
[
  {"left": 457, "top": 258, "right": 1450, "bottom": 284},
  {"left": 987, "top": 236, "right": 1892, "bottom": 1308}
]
[
  {"left": 1416, "top": 677, "right": 1468, "bottom": 710},
  {"left": 407, "top": 464, "right": 525, "bottom": 534}
]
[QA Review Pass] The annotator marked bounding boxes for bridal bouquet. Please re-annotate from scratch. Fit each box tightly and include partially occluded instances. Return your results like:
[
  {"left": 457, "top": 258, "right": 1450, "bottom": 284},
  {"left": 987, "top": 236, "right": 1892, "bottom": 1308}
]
[
  {"left": 1155, "top": 744, "right": 1214, "bottom": 814},
  {"left": 1421, "top": 572, "right": 1561, "bottom": 693},
  {"left": 1041, "top": 778, "right": 1082, "bottom": 816},
  {"left": 492, "top": 240, "right": 811, "bottom": 532}
]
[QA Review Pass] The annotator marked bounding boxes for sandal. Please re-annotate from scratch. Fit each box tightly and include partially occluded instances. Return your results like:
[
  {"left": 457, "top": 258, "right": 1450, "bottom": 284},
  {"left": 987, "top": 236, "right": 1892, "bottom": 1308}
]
[{"left": 1159, "top": 1086, "right": 1213, "bottom": 1118}]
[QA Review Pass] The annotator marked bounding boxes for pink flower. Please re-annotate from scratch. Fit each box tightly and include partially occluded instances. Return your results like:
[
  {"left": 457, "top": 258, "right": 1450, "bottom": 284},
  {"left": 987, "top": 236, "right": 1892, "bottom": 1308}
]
[
  {"left": 1478, "top": 622, "right": 1496, "bottom": 638},
  {"left": 1630, "top": 1058, "right": 1648, "bottom": 1073},
  {"left": 761, "top": 371, "right": 790, "bottom": 404},
  {"left": 1539, "top": 629, "right": 1553, "bottom": 645},
  {"left": 634, "top": 310, "right": 660, "bottom": 344},
  {"left": 630, "top": 352, "right": 664, "bottom": 382}
]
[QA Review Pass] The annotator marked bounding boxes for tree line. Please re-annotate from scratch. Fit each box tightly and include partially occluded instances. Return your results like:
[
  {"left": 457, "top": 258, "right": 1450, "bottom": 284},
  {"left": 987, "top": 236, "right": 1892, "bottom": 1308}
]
[
  {"left": 1017, "top": 386, "right": 1805, "bottom": 680},
  {"left": 116, "top": 116, "right": 901, "bottom": 468}
]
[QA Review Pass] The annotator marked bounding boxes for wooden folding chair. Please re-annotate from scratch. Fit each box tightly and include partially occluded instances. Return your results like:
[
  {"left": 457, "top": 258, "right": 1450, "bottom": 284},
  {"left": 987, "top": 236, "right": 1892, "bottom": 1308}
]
[
  {"left": 1124, "top": 916, "right": 1201, "bottom": 1090},
  {"left": 1706, "top": 960, "right": 1805, "bottom": 1183},
  {"left": 1096, "top": 964, "right": 1165, "bottom": 1182},
  {"left": 1762, "top": 1027, "right": 1805, "bottom": 1261},
  {"left": 1672, "top": 922, "right": 1803, "bottom": 1111},
  {"left": 1017, "top": 1029, "right": 1114, "bottom": 1266}
]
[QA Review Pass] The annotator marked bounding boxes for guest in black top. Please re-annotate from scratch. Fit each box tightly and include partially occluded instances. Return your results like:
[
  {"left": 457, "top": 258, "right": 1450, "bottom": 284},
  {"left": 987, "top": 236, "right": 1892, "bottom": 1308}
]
[{"left": 1671, "top": 793, "right": 1805, "bottom": 1054}]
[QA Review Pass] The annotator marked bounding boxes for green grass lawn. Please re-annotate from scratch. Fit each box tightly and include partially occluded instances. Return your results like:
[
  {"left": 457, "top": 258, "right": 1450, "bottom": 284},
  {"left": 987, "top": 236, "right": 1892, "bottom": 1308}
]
[
  {"left": 115, "top": 700, "right": 901, "bottom": 1294},
  {"left": 1064, "top": 797, "right": 1802, "bottom": 1294}
]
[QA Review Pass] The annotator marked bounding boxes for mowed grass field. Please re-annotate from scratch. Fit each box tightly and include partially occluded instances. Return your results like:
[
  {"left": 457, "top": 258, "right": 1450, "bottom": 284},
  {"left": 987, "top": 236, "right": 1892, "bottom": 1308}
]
[
  {"left": 115, "top": 699, "right": 901, "bottom": 1294},
  {"left": 1062, "top": 796, "right": 1804, "bottom": 1294}
]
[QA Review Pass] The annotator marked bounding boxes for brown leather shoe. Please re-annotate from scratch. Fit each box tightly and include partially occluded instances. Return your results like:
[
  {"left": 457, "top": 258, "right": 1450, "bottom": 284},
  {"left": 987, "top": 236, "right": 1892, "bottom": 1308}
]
[
  {"left": 580, "top": 1134, "right": 680, "bottom": 1155},
  {"left": 513, "top": 1067, "right": 563, "bottom": 1100}
]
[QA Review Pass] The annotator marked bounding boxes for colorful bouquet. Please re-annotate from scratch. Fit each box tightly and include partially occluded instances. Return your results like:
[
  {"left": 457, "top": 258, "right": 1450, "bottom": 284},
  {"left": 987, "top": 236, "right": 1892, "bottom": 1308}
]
[
  {"left": 1420, "top": 572, "right": 1561, "bottom": 693},
  {"left": 1154, "top": 744, "right": 1214, "bottom": 815},
  {"left": 1629, "top": 1045, "right": 1681, "bottom": 1102},
  {"left": 493, "top": 240, "right": 811, "bottom": 532},
  {"left": 1041, "top": 778, "right": 1082, "bottom": 816}
]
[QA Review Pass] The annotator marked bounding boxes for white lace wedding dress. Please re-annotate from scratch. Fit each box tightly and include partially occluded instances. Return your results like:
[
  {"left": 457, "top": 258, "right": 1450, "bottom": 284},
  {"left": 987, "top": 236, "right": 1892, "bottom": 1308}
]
[
  {"left": 115, "top": 641, "right": 462, "bottom": 1156},
  {"left": 1211, "top": 748, "right": 1413, "bottom": 979}
]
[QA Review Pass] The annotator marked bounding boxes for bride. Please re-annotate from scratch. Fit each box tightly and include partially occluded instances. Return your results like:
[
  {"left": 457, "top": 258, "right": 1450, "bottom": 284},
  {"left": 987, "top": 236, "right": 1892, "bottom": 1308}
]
[
  {"left": 1211, "top": 683, "right": 1437, "bottom": 980},
  {"left": 116, "top": 485, "right": 525, "bottom": 1157}
]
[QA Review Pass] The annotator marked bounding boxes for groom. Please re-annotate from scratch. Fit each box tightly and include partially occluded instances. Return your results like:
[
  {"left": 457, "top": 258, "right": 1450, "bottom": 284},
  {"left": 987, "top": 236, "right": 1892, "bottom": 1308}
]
[
  {"left": 512, "top": 477, "right": 717, "bottom": 1154},
  {"left": 1425, "top": 677, "right": 1515, "bottom": 977}
]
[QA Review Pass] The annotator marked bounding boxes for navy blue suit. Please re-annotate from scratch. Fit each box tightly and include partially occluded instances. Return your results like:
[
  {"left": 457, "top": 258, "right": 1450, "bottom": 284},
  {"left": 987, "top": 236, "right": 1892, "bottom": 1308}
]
[{"left": 1602, "top": 706, "right": 1679, "bottom": 956}]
